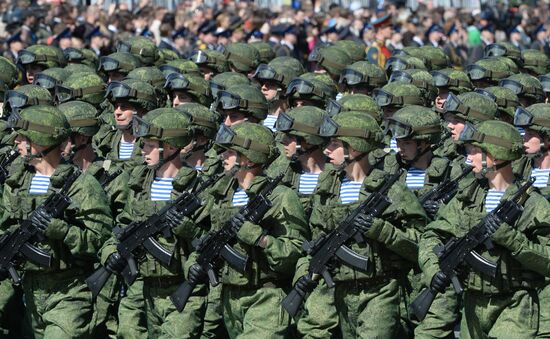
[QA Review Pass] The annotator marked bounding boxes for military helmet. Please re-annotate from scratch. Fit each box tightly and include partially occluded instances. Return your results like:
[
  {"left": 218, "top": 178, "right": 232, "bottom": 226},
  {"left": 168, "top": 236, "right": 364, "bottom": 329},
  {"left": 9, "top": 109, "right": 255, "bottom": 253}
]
[
  {"left": 458, "top": 120, "right": 523, "bottom": 161},
  {"left": 158, "top": 48, "right": 180, "bottom": 63},
  {"left": 33, "top": 67, "right": 69, "bottom": 92},
  {"left": 190, "top": 49, "right": 228, "bottom": 74},
  {"left": 333, "top": 40, "right": 366, "bottom": 62},
  {"left": 18, "top": 45, "right": 65, "bottom": 69},
  {"left": 513, "top": 103, "right": 550, "bottom": 136},
  {"left": 105, "top": 78, "right": 158, "bottom": 111},
  {"left": 466, "top": 57, "right": 514, "bottom": 84},
  {"left": 224, "top": 43, "right": 260, "bottom": 73},
  {"left": 319, "top": 111, "right": 384, "bottom": 153},
  {"left": 475, "top": 87, "right": 520, "bottom": 119},
  {"left": 339, "top": 61, "right": 387, "bottom": 89},
  {"left": 387, "top": 105, "right": 441, "bottom": 144},
  {"left": 98, "top": 52, "right": 142, "bottom": 75},
  {"left": 164, "top": 73, "right": 212, "bottom": 106},
  {"left": 286, "top": 74, "right": 336, "bottom": 107},
  {"left": 133, "top": 108, "right": 193, "bottom": 148},
  {"left": 252, "top": 56, "right": 305, "bottom": 88},
  {"left": 326, "top": 94, "right": 382, "bottom": 122},
  {"left": 56, "top": 73, "right": 106, "bottom": 106},
  {"left": 389, "top": 69, "right": 437, "bottom": 103},
  {"left": 215, "top": 122, "right": 275, "bottom": 164},
  {"left": 417, "top": 46, "right": 450, "bottom": 71},
  {"left": 63, "top": 63, "right": 96, "bottom": 75},
  {"left": 10, "top": 105, "right": 69, "bottom": 146},
  {"left": 308, "top": 46, "right": 352, "bottom": 78},
  {"left": 373, "top": 82, "right": 426, "bottom": 108},
  {"left": 127, "top": 66, "right": 168, "bottom": 107},
  {"left": 175, "top": 102, "right": 219, "bottom": 139},
  {"left": 210, "top": 72, "right": 251, "bottom": 99},
  {"left": 484, "top": 42, "right": 522, "bottom": 66},
  {"left": 63, "top": 47, "right": 99, "bottom": 69},
  {"left": 116, "top": 36, "right": 159, "bottom": 66},
  {"left": 521, "top": 49, "right": 550, "bottom": 76},
  {"left": 160, "top": 59, "right": 201, "bottom": 78},
  {"left": 275, "top": 106, "right": 325, "bottom": 145},
  {"left": 443, "top": 91, "right": 497, "bottom": 123},
  {"left": 251, "top": 42, "right": 275, "bottom": 64},
  {"left": 431, "top": 68, "right": 473, "bottom": 94},
  {"left": 0, "top": 57, "right": 19, "bottom": 90},
  {"left": 57, "top": 100, "right": 100, "bottom": 136},
  {"left": 384, "top": 54, "right": 427, "bottom": 75},
  {"left": 4, "top": 85, "right": 53, "bottom": 115},
  {"left": 216, "top": 84, "right": 268, "bottom": 120},
  {"left": 500, "top": 73, "right": 545, "bottom": 103}
]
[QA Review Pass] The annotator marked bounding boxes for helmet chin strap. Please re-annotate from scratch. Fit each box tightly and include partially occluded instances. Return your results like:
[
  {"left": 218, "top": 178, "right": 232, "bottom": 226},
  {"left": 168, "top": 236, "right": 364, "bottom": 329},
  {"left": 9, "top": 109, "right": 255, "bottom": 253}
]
[
  {"left": 24, "top": 143, "right": 58, "bottom": 163},
  {"left": 479, "top": 150, "right": 510, "bottom": 177},
  {"left": 336, "top": 142, "right": 367, "bottom": 171},
  {"left": 234, "top": 152, "right": 261, "bottom": 171},
  {"left": 148, "top": 142, "right": 181, "bottom": 170},
  {"left": 402, "top": 141, "right": 432, "bottom": 167},
  {"left": 64, "top": 135, "right": 88, "bottom": 163}
]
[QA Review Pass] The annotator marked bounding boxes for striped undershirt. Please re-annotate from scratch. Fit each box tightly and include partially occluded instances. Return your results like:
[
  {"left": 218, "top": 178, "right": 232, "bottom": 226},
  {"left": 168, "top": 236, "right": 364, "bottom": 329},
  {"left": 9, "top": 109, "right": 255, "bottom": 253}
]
[
  {"left": 389, "top": 138, "right": 398, "bottom": 152},
  {"left": 340, "top": 177, "right": 362, "bottom": 204},
  {"left": 406, "top": 168, "right": 426, "bottom": 189},
  {"left": 232, "top": 188, "right": 249, "bottom": 207},
  {"left": 119, "top": 141, "right": 134, "bottom": 160},
  {"left": 263, "top": 115, "right": 278, "bottom": 132},
  {"left": 195, "top": 165, "right": 204, "bottom": 171},
  {"left": 29, "top": 174, "right": 51, "bottom": 195},
  {"left": 516, "top": 127, "right": 525, "bottom": 136},
  {"left": 298, "top": 173, "right": 320, "bottom": 195},
  {"left": 150, "top": 177, "right": 174, "bottom": 201},
  {"left": 485, "top": 189, "right": 505, "bottom": 213},
  {"left": 532, "top": 168, "right": 550, "bottom": 188}
]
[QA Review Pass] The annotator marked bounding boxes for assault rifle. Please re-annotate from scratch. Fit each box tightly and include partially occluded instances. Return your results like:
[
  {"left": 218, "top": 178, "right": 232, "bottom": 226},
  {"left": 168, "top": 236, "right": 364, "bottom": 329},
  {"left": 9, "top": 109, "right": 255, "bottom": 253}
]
[
  {"left": 0, "top": 169, "right": 81, "bottom": 284},
  {"left": 409, "top": 178, "right": 535, "bottom": 321},
  {"left": 0, "top": 150, "right": 19, "bottom": 184},
  {"left": 419, "top": 166, "right": 473, "bottom": 206},
  {"left": 85, "top": 173, "right": 224, "bottom": 299},
  {"left": 170, "top": 173, "right": 284, "bottom": 312},
  {"left": 281, "top": 170, "right": 402, "bottom": 317}
]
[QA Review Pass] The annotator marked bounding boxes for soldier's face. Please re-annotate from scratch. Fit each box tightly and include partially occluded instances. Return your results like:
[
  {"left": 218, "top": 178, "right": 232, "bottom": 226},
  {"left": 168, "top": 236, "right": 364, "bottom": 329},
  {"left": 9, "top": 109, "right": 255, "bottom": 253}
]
[
  {"left": 142, "top": 138, "right": 161, "bottom": 166},
  {"left": 281, "top": 134, "right": 298, "bottom": 159},
  {"left": 465, "top": 144, "right": 495, "bottom": 174},
  {"left": 435, "top": 89, "right": 449, "bottom": 110},
  {"left": 14, "top": 134, "right": 46, "bottom": 164},
  {"left": 444, "top": 113, "right": 465, "bottom": 141},
  {"left": 523, "top": 129, "right": 544, "bottom": 154},
  {"left": 171, "top": 91, "right": 194, "bottom": 107},
  {"left": 260, "top": 81, "right": 279, "bottom": 101},
  {"left": 221, "top": 109, "right": 248, "bottom": 126},
  {"left": 221, "top": 149, "right": 238, "bottom": 172},
  {"left": 324, "top": 138, "right": 345, "bottom": 166},
  {"left": 25, "top": 64, "right": 46, "bottom": 84},
  {"left": 396, "top": 139, "right": 420, "bottom": 161},
  {"left": 114, "top": 100, "right": 136, "bottom": 126}
]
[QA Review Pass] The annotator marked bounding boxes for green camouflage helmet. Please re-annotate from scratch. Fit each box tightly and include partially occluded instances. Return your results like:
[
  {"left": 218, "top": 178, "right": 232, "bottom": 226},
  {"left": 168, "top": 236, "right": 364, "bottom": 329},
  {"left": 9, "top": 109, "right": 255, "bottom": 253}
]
[
  {"left": 431, "top": 68, "right": 473, "bottom": 94},
  {"left": 389, "top": 69, "right": 437, "bottom": 103},
  {"left": 388, "top": 105, "right": 441, "bottom": 144},
  {"left": 253, "top": 56, "right": 305, "bottom": 88},
  {"left": 4, "top": 85, "right": 53, "bottom": 115},
  {"left": 500, "top": 73, "right": 545, "bottom": 103},
  {"left": 224, "top": 43, "right": 260, "bottom": 73},
  {"left": 19, "top": 45, "right": 65, "bottom": 69},
  {"left": 373, "top": 82, "right": 426, "bottom": 108},
  {"left": 134, "top": 108, "right": 193, "bottom": 148},
  {"left": 286, "top": 73, "right": 337, "bottom": 106},
  {"left": 417, "top": 46, "right": 450, "bottom": 70},
  {"left": 276, "top": 106, "right": 325, "bottom": 145},
  {"left": 320, "top": 111, "right": 384, "bottom": 153},
  {"left": 158, "top": 48, "right": 180, "bottom": 63},
  {"left": 251, "top": 42, "right": 276, "bottom": 64},
  {"left": 339, "top": 61, "right": 387, "bottom": 89},
  {"left": 333, "top": 40, "right": 366, "bottom": 62},
  {"left": 33, "top": 67, "right": 70, "bottom": 91},
  {"left": 164, "top": 73, "right": 212, "bottom": 106},
  {"left": 57, "top": 100, "right": 99, "bottom": 136},
  {"left": 116, "top": 36, "right": 159, "bottom": 66},
  {"left": 308, "top": 46, "right": 352, "bottom": 78},
  {"left": 443, "top": 91, "right": 497, "bottom": 123},
  {"left": 459, "top": 120, "right": 523, "bottom": 161},
  {"left": 160, "top": 59, "right": 201, "bottom": 77},
  {"left": 175, "top": 102, "right": 219, "bottom": 139},
  {"left": 56, "top": 73, "right": 106, "bottom": 106},
  {"left": 384, "top": 54, "right": 427, "bottom": 75},
  {"left": 106, "top": 78, "right": 158, "bottom": 111},
  {"left": 11, "top": 105, "right": 69, "bottom": 146},
  {"left": 484, "top": 42, "right": 522, "bottom": 66},
  {"left": 0, "top": 56, "right": 19, "bottom": 89},
  {"left": 215, "top": 122, "right": 275, "bottom": 164},
  {"left": 63, "top": 47, "right": 99, "bottom": 69},
  {"left": 98, "top": 52, "right": 142, "bottom": 75},
  {"left": 466, "top": 57, "right": 513, "bottom": 84},
  {"left": 210, "top": 72, "right": 251, "bottom": 98},
  {"left": 216, "top": 84, "right": 267, "bottom": 120},
  {"left": 190, "top": 49, "right": 229, "bottom": 74},
  {"left": 476, "top": 87, "right": 520, "bottom": 119},
  {"left": 63, "top": 63, "right": 96, "bottom": 75},
  {"left": 127, "top": 66, "right": 168, "bottom": 107},
  {"left": 521, "top": 49, "right": 550, "bottom": 76},
  {"left": 513, "top": 103, "right": 550, "bottom": 136},
  {"left": 326, "top": 94, "right": 382, "bottom": 122}
]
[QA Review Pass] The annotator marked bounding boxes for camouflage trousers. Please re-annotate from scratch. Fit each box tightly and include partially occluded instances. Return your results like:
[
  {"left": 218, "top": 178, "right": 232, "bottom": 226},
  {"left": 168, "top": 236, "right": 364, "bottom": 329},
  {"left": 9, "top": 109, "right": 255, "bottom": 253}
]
[
  {"left": 117, "top": 277, "right": 148, "bottom": 339},
  {"left": 0, "top": 280, "right": 24, "bottom": 338},
  {"left": 296, "top": 280, "right": 340, "bottom": 339},
  {"left": 414, "top": 284, "right": 461, "bottom": 339},
  {"left": 201, "top": 284, "right": 229, "bottom": 339},
  {"left": 537, "top": 282, "right": 550, "bottom": 339}
]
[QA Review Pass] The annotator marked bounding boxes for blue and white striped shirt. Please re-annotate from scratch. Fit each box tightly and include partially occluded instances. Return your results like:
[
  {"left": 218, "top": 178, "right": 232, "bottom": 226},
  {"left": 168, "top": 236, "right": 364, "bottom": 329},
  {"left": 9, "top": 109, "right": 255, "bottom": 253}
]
[
  {"left": 340, "top": 178, "right": 362, "bottom": 204},
  {"left": 195, "top": 165, "right": 204, "bottom": 171},
  {"left": 389, "top": 138, "right": 398, "bottom": 152},
  {"left": 263, "top": 115, "right": 278, "bottom": 132},
  {"left": 119, "top": 141, "right": 134, "bottom": 160},
  {"left": 406, "top": 168, "right": 426, "bottom": 189},
  {"left": 150, "top": 177, "right": 174, "bottom": 201},
  {"left": 298, "top": 173, "right": 320, "bottom": 195},
  {"left": 485, "top": 189, "right": 505, "bottom": 213},
  {"left": 232, "top": 188, "right": 249, "bottom": 207},
  {"left": 532, "top": 168, "right": 550, "bottom": 188},
  {"left": 516, "top": 127, "right": 526, "bottom": 137},
  {"left": 29, "top": 174, "right": 51, "bottom": 195}
]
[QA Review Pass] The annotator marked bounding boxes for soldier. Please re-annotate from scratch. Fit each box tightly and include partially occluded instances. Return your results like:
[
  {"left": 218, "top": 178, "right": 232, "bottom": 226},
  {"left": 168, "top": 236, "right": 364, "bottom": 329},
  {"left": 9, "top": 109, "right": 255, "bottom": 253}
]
[
  {"left": 116, "top": 36, "right": 160, "bottom": 67},
  {"left": 326, "top": 94, "right": 382, "bottom": 123},
  {"left": 215, "top": 84, "right": 268, "bottom": 127},
  {"left": 190, "top": 49, "right": 229, "bottom": 81},
  {"left": 126, "top": 67, "right": 169, "bottom": 108},
  {"left": 365, "top": 14, "right": 393, "bottom": 68},
  {"left": 431, "top": 68, "right": 473, "bottom": 111},
  {"left": 465, "top": 57, "right": 514, "bottom": 88},
  {"left": 33, "top": 67, "right": 70, "bottom": 96},
  {"left": 17, "top": 44, "right": 65, "bottom": 84},
  {"left": 164, "top": 72, "right": 212, "bottom": 108},
  {"left": 98, "top": 52, "right": 142, "bottom": 83},
  {"left": 388, "top": 69, "right": 438, "bottom": 107},
  {"left": 63, "top": 47, "right": 99, "bottom": 70},
  {"left": 307, "top": 46, "right": 352, "bottom": 82},
  {"left": 500, "top": 73, "right": 545, "bottom": 107},
  {"left": 223, "top": 42, "right": 260, "bottom": 77},
  {"left": 339, "top": 61, "right": 387, "bottom": 96},
  {"left": 286, "top": 73, "right": 337, "bottom": 109},
  {"left": 209, "top": 72, "right": 251, "bottom": 101},
  {"left": 54, "top": 72, "right": 106, "bottom": 109},
  {"left": 2, "top": 105, "right": 111, "bottom": 337},
  {"left": 521, "top": 49, "right": 550, "bottom": 76},
  {"left": 475, "top": 87, "right": 521, "bottom": 124},
  {"left": 419, "top": 120, "right": 550, "bottom": 338}
]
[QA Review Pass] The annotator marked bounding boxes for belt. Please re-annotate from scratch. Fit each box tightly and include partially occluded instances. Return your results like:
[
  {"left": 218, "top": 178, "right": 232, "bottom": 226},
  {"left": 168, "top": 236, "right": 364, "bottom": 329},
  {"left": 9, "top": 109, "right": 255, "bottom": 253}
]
[{"left": 143, "top": 275, "right": 184, "bottom": 288}]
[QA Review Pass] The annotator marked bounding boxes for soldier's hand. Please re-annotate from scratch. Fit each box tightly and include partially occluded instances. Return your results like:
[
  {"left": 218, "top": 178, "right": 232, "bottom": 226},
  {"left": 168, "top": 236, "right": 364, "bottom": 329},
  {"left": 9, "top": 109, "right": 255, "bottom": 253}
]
[
  {"left": 105, "top": 253, "right": 126, "bottom": 274},
  {"left": 422, "top": 200, "right": 440, "bottom": 219},
  {"left": 187, "top": 263, "right": 207, "bottom": 284},
  {"left": 484, "top": 214, "right": 502, "bottom": 234},
  {"left": 354, "top": 213, "right": 374, "bottom": 234},
  {"left": 295, "top": 275, "right": 318, "bottom": 297},
  {"left": 31, "top": 207, "right": 52, "bottom": 234},
  {"left": 164, "top": 209, "right": 184, "bottom": 228},
  {"left": 230, "top": 213, "right": 247, "bottom": 233},
  {"left": 431, "top": 271, "right": 451, "bottom": 293}
]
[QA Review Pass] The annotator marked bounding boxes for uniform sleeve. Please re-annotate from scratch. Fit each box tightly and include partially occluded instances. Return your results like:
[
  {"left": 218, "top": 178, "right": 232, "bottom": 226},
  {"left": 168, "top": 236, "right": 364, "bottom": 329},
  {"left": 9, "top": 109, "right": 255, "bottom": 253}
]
[{"left": 105, "top": 169, "right": 130, "bottom": 219}]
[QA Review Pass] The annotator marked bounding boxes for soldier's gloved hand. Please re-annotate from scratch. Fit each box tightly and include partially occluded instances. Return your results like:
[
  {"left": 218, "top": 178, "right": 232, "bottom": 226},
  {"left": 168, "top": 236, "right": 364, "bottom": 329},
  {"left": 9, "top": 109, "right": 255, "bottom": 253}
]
[
  {"left": 484, "top": 214, "right": 502, "bottom": 235},
  {"left": 164, "top": 208, "right": 184, "bottom": 228},
  {"left": 354, "top": 213, "right": 374, "bottom": 234},
  {"left": 422, "top": 200, "right": 440, "bottom": 219},
  {"left": 430, "top": 271, "right": 451, "bottom": 293},
  {"left": 230, "top": 213, "right": 246, "bottom": 233},
  {"left": 295, "top": 275, "right": 318, "bottom": 297},
  {"left": 187, "top": 263, "right": 207, "bottom": 284},
  {"left": 31, "top": 207, "right": 52, "bottom": 234},
  {"left": 105, "top": 253, "right": 126, "bottom": 274}
]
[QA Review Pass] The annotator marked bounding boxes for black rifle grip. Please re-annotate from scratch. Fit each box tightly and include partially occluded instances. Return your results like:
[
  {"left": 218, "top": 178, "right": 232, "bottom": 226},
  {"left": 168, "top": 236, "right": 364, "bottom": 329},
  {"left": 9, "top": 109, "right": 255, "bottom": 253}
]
[
  {"left": 170, "top": 280, "right": 195, "bottom": 312},
  {"left": 409, "top": 287, "right": 437, "bottom": 322},
  {"left": 281, "top": 287, "right": 304, "bottom": 317},
  {"left": 85, "top": 266, "right": 111, "bottom": 299}
]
